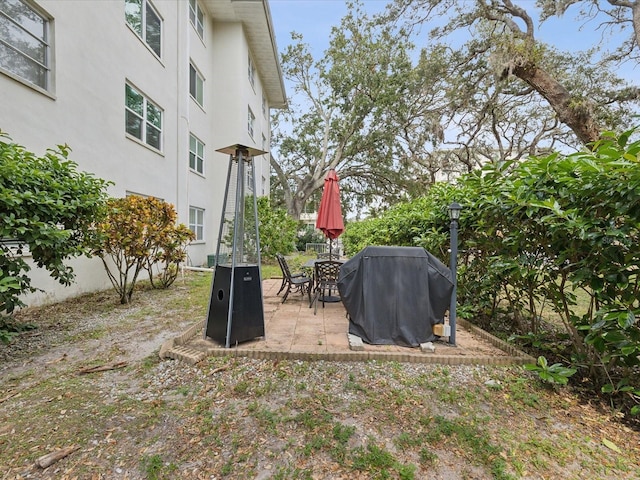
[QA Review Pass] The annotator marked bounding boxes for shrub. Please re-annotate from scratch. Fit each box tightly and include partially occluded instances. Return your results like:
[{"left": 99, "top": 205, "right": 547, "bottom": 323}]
[
  {"left": 0, "top": 132, "right": 110, "bottom": 340},
  {"left": 95, "top": 196, "right": 193, "bottom": 304},
  {"left": 343, "top": 127, "right": 640, "bottom": 416},
  {"left": 257, "top": 196, "right": 298, "bottom": 259}
]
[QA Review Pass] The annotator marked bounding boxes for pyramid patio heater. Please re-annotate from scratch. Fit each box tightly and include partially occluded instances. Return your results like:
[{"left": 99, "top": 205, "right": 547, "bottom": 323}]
[{"left": 205, "top": 144, "right": 266, "bottom": 348}]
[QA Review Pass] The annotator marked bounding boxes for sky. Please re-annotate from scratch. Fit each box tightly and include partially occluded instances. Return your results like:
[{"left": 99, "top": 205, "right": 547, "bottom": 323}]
[
  {"left": 270, "top": 0, "right": 388, "bottom": 57},
  {"left": 268, "top": 0, "right": 637, "bottom": 78}
]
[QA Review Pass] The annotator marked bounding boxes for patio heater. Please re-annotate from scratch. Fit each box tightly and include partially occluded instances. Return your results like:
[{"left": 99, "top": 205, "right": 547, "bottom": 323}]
[{"left": 204, "top": 144, "right": 266, "bottom": 348}]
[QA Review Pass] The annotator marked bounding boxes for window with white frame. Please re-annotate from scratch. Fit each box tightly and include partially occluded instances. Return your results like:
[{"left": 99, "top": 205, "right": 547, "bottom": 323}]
[
  {"left": 247, "top": 106, "right": 255, "bottom": 138},
  {"left": 189, "top": 62, "right": 203, "bottom": 106},
  {"left": 189, "top": 206, "right": 204, "bottom": 241},
  {"left": 0, "top": 0, "right": 51, "bottom": 90},
  {"left": 125, "top": 0, "right": 161, "bottom": 57},
  {"left": 125, "top": 83, "right": 163, "bottom": 150},
  {"left": 247, "top": 53, "right": 255, "bottom": 88},
  {"left": 188, "top": 0, "right": 203, "bottom": 38},
  {"left": 189, "top": 133, "right": 204, "bottom": 175}
]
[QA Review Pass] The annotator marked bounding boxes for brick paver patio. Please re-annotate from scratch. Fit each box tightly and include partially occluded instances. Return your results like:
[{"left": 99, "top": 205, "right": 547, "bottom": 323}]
[{"left": 160, "top": 279, "right": 533, "bottom": 365}]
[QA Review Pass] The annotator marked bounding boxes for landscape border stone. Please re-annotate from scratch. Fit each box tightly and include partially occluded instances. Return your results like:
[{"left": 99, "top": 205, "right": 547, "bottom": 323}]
[{"left": 159, "top": 317, "right": 534, "bottom": 366}]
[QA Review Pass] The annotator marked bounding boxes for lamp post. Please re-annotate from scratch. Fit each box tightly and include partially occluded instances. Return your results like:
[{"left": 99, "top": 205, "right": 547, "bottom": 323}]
[{"left": 448, "top": 202, "right": 461, "bottom": 346}]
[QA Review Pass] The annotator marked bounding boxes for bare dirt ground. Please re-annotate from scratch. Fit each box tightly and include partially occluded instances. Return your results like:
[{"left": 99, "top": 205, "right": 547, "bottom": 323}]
[{"left": 1, "top": 272, "right": 639, "bottom": 479}]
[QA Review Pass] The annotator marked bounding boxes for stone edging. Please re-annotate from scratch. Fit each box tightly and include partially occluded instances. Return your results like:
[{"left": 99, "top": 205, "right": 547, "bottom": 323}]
[
  {"left": 458, "top": 318, "right": 535, "bottom": 362},
  {"left": 160, "top": 318, "right": 535, "bottom": 366}
]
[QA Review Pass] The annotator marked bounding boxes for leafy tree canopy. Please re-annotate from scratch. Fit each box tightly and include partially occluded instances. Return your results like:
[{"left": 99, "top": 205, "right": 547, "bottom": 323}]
[{"left": 272, "top": 0, "right": 640, "bottom": 221}]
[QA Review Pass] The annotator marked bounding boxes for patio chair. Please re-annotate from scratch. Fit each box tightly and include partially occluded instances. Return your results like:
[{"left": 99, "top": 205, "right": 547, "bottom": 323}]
[
  {"left": 276, "top": 253, "right": 312, "bottom": 304},
  {"left": 310, "top": 260, "right": 342, "bottom": 314},
  {"left": 275, "top": 253, "right": 302, "bottom": 294}
]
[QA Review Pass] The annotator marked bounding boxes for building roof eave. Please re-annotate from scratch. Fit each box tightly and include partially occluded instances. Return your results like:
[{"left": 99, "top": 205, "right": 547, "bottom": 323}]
[{"left": 203, "top": 0, "right": 287, "bottom": 109}]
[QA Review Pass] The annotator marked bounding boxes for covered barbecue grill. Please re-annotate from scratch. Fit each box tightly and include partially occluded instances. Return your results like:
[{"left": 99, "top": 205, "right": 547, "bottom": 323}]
[{"left": 337, "top": 246, "right": 454, "bottom": 347}]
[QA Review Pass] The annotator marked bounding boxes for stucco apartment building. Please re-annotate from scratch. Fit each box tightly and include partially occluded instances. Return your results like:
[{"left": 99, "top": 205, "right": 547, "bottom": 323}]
[{"left": 0, "top": 0, "right": 286, "bottom": 305}]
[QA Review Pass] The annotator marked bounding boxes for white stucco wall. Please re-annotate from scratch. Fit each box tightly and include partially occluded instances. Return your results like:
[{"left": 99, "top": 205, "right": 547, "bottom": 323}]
[{"left": 1, "top": 0, "right": 281, "bottom": 305}]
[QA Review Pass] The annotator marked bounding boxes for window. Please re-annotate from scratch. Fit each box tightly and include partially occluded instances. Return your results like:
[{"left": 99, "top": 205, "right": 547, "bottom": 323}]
[
  {"left": 247, "top": 166, "right": 254, "bottom": 192},
  {"left": 247, "top": 53, "right": 255, "bottom": 87},
  {"left": 0, "top": 0, "right": 50, "bottom": 90},
  {"left": 189, "top": 62, "right": 203, "bottom": 106},
  {"left": 188, "top": 0, "right": 203, "bottom": 38},
  {"left": 189, "top": 133, "right": 204, "bottom": 175},
  {"left": 125, "top": 0, "right": 161, "bottom": 57},
  {"left": 247, "top": 106, "right": 255, "bottom": 138},
  {"left": 125, "top": 83, "right": 163, "bottom": 150},
  {"left": 189, "top": 206, "right": 204, "bottom": 241},
  {"left": 262, "top": 95, "right": 267, "bottom": 117},
  {"left": 262, "top": 133, "right": 267, "bottom": 152}
]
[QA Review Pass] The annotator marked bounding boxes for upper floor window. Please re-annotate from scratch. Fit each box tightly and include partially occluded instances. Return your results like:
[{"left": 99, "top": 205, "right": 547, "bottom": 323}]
[
  {"left": 0, "top": 0, "right": 50, "bottom": 90},
  {"left": 247, "top": 106, "right": 255, "bottom": 139},
  {"left": 125, "top": 82, "right": 163, "bottom": 150},
  {"left": 189, "top": 62, "right": 203, "bottom": 106},
  {"left": 247, "top": 53, "right": 255, "bottom": 88},
  {"left": 125, "top": 0, "right": 161, "bottom": 57},
  {"left": 262, "top": 95, "right": 267, "bottom": 117},
  {"left": 189, "top": 133, "right": 204, "bottom": 175},
  {"left": 188, "top": 0, "right": 203, "bottom": 39}
]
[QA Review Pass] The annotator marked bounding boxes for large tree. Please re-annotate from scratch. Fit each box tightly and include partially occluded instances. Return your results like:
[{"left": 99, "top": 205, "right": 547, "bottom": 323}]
[
  {"left": 271, "top": 1, "right": 442, "bottom": 219},
  {"left": 273, "top": 0, "right": 639, "bottom": 219},
  {"left": 390, "top": 0, "right": 640, "bottom": 147}
]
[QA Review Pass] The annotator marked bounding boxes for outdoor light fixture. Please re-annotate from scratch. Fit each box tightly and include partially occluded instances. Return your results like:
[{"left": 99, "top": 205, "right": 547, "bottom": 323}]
[
  {"left": 448, "top": 202, "right": 462, "bottom": 346},
  {"left": 448, "top": 202, "right": 462, "bottom": 221}
]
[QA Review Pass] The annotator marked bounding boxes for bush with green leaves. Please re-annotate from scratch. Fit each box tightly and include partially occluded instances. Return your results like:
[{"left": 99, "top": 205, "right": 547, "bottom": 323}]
[
  {"left": 0, "top": 132, "right": 110, "bottom": 341},
  {"left": 341, "top": 182, "right": 465, "bottom": 259},
  {"left": 524, "top": 356, "right": 577, "bottom": 386},
  {"left": 95, "top": 196, "right": 194, "bottom": 304},
  {"left": 296, "top": 224, "right": 325, "bottom": 253},
  {"left": 343, "top": 127, "right": 640, "bottom": 416},
  {"left": 257, "top": 196, "right": 298, "bottom": 259}
]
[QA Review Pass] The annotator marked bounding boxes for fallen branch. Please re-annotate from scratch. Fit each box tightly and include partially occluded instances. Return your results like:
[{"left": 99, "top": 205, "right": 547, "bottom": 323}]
[
  {"left": 211, "top": 365, "right": 229, "bottom": 374},
  {"left": 77, "top": 361, "right": 127, "bottom": 375},
  {"left": 45, "top": 353, "right": 68, "bottom": 365},
  {"left": 0, "top": 390, "right": 20, "bottom": 404},
  {"left": 36, "top": 445, "right": 80, "bottom": 468}
]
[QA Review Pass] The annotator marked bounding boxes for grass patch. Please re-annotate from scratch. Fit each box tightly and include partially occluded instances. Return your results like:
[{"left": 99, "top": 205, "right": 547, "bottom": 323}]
[
  {"left": 351, "top": 441, "right": 417, "bottom": 479},
  {"left": 420, "top": 415, "right": 515, "bottom": 480}
]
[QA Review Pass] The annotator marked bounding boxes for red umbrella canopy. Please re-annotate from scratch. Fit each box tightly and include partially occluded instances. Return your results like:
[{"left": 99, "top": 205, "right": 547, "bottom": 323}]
[{"left": 316, "top": 169, "right": 345, "bottom": 240}]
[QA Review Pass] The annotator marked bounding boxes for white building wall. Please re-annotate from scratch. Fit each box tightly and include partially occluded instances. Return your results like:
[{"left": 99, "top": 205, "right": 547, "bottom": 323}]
[{"left": 0, "top": 0, "right": 285, "bottom": 306}]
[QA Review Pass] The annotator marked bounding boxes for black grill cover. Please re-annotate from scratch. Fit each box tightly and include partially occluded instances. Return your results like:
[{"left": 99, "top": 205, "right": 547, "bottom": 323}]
[{"left": 338, "top": 246, "right": 453, "bottom": 347}]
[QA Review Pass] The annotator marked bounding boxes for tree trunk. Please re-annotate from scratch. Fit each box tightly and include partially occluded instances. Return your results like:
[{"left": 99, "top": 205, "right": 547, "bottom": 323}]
[
  {"left": 512, "top": 61, "right": 600, "bottom": 145},
  {"left": 631, "top": 1, "right": 640, "bottom": 52},
  {"left": 289, "top": 195, "right": 305, "bottom": 222}
]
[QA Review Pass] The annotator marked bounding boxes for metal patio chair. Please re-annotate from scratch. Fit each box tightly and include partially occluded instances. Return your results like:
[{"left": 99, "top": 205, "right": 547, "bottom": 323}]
[{"left": 276, "top": 253, "right": 312, "bottom": 304}]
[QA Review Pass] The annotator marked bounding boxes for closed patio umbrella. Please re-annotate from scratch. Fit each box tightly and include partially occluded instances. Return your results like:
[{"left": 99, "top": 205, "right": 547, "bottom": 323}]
[{"left": 315, "top": 169, "right": 344, "bottom": 257}]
